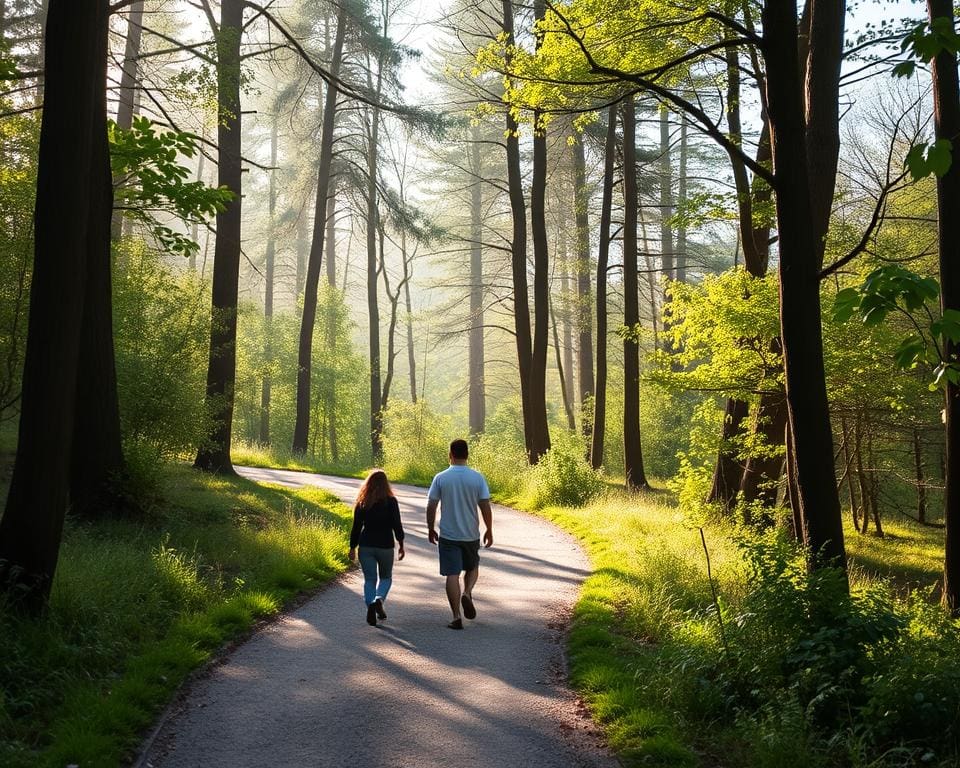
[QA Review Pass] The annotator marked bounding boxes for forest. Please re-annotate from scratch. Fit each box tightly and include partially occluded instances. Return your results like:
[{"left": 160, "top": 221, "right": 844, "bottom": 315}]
[{"left": 2, "top": 0, "right": 960, "bottom": 766}]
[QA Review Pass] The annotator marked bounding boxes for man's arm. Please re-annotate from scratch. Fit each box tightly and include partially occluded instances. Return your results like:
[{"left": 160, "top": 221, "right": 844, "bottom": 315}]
[
  {"left": 479, "top": 499, "right": 493, "bottom": 548},
  {"left": 426, "top": 498, "right": 440, "bottom": 544}
]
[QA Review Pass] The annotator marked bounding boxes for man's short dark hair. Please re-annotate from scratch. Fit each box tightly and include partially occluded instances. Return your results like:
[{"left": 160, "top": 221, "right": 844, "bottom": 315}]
[{"left": 450, "top": 439, "right": 469, "bottom": 460}]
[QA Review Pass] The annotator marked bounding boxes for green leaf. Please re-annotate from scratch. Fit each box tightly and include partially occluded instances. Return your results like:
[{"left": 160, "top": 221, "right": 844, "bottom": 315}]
[{"left": 892, "top": 60, "right": 916, "bottom": 78}]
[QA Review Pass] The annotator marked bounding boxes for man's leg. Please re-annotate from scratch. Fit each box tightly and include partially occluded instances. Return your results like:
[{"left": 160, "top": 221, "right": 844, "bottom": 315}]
[
  {"left": 463, "top": 567, "right": 478, "bottom": 599},
  {"left": 445, "top": 574, "right": 462, "bottom": 619}
]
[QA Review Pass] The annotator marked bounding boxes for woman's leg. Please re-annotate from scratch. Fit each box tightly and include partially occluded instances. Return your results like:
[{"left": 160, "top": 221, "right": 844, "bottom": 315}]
[
  {"left": 357, "top": 548, "right": 378, "bottom": 605},
  {"left": 373, "top": 547, "right": 395, "bottom": 601}
]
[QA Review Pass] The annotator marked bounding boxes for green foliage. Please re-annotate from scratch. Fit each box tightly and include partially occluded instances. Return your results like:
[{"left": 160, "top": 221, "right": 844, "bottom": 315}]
[
  {"left": 834, "top": 264, "right": 960, "bottom": 390},
  {"left": 521, "top": 430, "right": 604, "bottom": 509},
  {"left": 0, "top": 464, "right": 352, "bottom": 767},
  {"left": 382, "top": 400, "right": 453, "bottom": 486},
  {"left": 112, "top": 240, "right": 210, "bottom": 459},
  {"left": 234, "top": 285, "right": 368, "bottom": 465},
  {"left": 109, "top": 117, "right": 233, "bottom": 258},
  {"left": 905, "top": 139, "right": 953, "bottom": 180}
]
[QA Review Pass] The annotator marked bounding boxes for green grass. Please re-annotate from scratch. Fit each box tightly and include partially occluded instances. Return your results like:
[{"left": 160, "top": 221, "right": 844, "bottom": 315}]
[
  {"left": 531, "top": 488, "right": 957, "bottom": 768},
  {"left": 0, "top": 463, "right": 353, "bottom": 768},
  {"left": 231, "top": 440, "right": 367, "bottom": 478}
]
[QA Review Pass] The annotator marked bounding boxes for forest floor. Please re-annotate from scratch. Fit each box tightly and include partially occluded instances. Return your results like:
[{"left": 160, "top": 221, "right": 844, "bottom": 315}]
[{"left": 137, "top": 467, "right": 617, "bottom": 768}]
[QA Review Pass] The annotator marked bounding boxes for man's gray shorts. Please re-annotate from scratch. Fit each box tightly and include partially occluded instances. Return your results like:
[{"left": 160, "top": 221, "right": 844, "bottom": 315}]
[{"left": 438, "top": 537, "right": 481, "bottom": 575}]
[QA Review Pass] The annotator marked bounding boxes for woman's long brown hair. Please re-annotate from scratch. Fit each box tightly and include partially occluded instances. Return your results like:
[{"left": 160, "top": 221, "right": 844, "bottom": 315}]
[{"left": 355, "top": 469, "right": 394, "bottom": 509}]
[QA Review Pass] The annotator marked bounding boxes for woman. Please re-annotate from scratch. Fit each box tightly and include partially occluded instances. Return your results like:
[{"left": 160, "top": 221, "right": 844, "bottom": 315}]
[{"left": 349, "top": 469, "right": 405, "bottom": 626}]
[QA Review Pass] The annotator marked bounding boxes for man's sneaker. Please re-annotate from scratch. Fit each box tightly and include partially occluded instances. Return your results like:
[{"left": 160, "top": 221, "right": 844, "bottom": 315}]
[
  {"left": 447, "top": 618, "right": 464, "bottom": 630},
  {"left": 461, "top": 594, "right": 477, "bottom": 620},
  {"left": 374, "top": 598, "right": 386, "bottom": 620},
  {"left": 366, "top": 604, "right": 377, "bottom": 626}
]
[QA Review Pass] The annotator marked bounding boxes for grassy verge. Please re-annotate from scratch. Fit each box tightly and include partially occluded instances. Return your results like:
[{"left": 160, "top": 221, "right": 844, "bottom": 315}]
[
  {"left": 231, "top": 441, "right": 367, "bottom": 479},
  {"left": 532, "top": 488, "right": 957, "bottom": 768},
  {"left": 0, "top": 463, "right": 353, "bottom": 768}
]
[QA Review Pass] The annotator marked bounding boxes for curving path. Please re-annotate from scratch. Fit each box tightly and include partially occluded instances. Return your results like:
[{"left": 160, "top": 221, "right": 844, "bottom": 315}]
[{"left": 138, "top": 467, "right": 617, "bottom": 768}]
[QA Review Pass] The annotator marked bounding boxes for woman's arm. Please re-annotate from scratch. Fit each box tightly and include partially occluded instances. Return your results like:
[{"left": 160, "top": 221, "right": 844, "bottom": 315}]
[
  {"left": 391, "top": 497, "right": 405, "bottom": 560},
  {"left": 349, "top": 505, "right": 364, "bottom": 556}
]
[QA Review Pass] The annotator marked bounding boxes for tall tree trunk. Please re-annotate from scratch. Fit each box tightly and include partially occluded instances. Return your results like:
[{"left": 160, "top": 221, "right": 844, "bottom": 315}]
[
  {"left": 296, "top": 195, "right": 309, "bottom": 299},
  {"left": 761, "top": 0, "right": 846, "bottom": 570},
  {"left": 552, "top": 295, "right": 576, "bottom": 430},
  {"left": 590, "top": 105, "right": 616, "bottom": 470},
  {"left": 561, "top": 246, "right": 575, "bottom": 419},
  {"left": 0, "top": 0, "right": 110, "bottom": 610},
  {"left": 658, "top": 105, "right": 674, "bottom": 289},
  {"left": 259, "top": 115, "right": 278, "bottom": 446},
  {"left": 469, "top": 125, "right": 485, "bottom": 433},
  {"left": 572, "top": 135, "right": 594, "bottom": 438},
  {"left": 708, "top": 398, "right": 750, "bottom": 508},
  {"left": 502, "top": 0, "right": 534, "bottom": 460},
  {"left": 110, "top": 0, "right": 143, "bottom": 239},
  {"left": 400, "top": 228, "right": 417, "bottom": 406},
  {"left": 189, "top": 136, "right": 206, "bottom": 271},
  {"left": 928, "top": 0, "right": 960, "bottom": 613},
  {"left": 528, "top": 0, "right": 551, "bottom": 462},
  {"left": 738, "top": 390, "right": 788, "bottom": 508},
  {"left": 676, "top": 116, "right": 687, "bottom": 284},
  {"left": 325, "top": 183, "right": 339, "bottom": 463},
  {"left": 194, "top": 0, "right": 243, "bottom": 474},
  {"left": 367, "top": 101, "right": 384, "bottom": 462},
  {"left": 914, "top": 427, "right": 927, "bottom": 524},
  {"left": 622, "top": 95, "right": 648, "bottom": 490},
  {"left": 292, "top": 10, "right": 345, "bottom": 455}
]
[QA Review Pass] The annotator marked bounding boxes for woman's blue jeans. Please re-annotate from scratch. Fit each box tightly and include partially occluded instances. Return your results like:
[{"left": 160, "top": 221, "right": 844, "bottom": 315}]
[{"left": 358, "top": 546, "right": 395, "bottom": 606}]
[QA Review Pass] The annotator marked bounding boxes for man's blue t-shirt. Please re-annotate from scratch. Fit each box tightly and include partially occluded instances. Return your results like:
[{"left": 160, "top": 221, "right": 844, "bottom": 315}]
[{"left": 427, "top": 465, "right": 491, "bottom": 541}]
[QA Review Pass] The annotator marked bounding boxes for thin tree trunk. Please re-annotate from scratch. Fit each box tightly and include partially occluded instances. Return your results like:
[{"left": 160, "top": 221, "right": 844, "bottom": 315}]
[
  {"left": 840, "top": 415, "right": 860, "bottom": 529},
  {"left": 552, "top": 295, "right": 576, "bottom": 430},
  {"left": 676, "top": 117, "right": 687, "bottom": 284},
  {"left": 110, "top": 0, "right": 144, "bottom": 240},
  {"left": 259, "top": 114, "right": 278, "bottom": 446},
  {"left": 469, "top": 125, "right": 485, "bottom": 433},
  {"left": 572, "top": 134, "right": 594, "bottom": 438},
  {"left": 292, "top": 10, "right": 344, "bottom": 455},
  {"left": 854, "top": 412, "right": 869, "bottom": 533},
  {"left": 402, "top": 229, "right": 417, "bottom": 405},
  {"left": 367, "top": 102, "right": 384, "bottom": 462},
  {"left": 622, "top": 95, "right": 648, "bottom": 490},
  {"left": 739, "top": 391, "right": 788, "bottom": 508},
  {"left": 296, "top": 196, "right": 309, "bottom": 299},
  {"left": 189, "top": 137, "right": 206, "bottom": 271},
  {"left": 561, "top": 245, "right": 575, "bottom": 419},
  {"left": 762, "top": 0, "right": 845, "bottom": 570},
  {"left": 590, "top": 105, "right": 616, "bottom": 470},
  {"left": 194, "top": 0, "right": 244, "bottom": 475},
  {"left": 914, "top": 427, "right": 927, "bottom": 524},
  {"left": 325, "top": 181, "right": 338, "bottom": 461},
  {"left": 658, "top": 104, "right": 674, "bottom": 290},
  {"left": 0, "top": 0, "right": 110, "bottom": 610}
]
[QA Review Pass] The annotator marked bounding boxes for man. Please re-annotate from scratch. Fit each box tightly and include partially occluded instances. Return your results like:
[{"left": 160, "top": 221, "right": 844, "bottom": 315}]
[{"left": 426, "top": 438, "right": 493, "bottom": 630}]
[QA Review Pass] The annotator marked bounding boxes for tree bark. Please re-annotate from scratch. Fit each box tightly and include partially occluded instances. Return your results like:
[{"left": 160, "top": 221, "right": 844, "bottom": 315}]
[
  {"left": 528, "top": 0, "right": 551, "bottom": 462},
  {"left": 325, "top": 181, "right": 338, "bottom": 461},
  {"left": 194, "top": 0, "right": 244, "bottom": 474},
  {"left": 0, "top": 0, "right": 109, "bottom": 610},
  {"left": 622, "top": 95, "right": 648, "bottom": 490},
  {"left": 676, "top": 116, "right": 687, "bottom": 284},
  {"left": 761, "top": 0, "right": 845, "bottom": 570},
  {"left": 110, "top": 0, "right": 144, "bottom": 239},
  {"left": 658, "top": 105, "right": 674, "bottom": 288},
  {"left": 259, "top": 114, "right": 278, "bottom": 446},
  {"left": 291, "top": 9, "right": 344, "bottom": 455},
  {"left": 502, "top": 0, "right": 534, "bottom": 460},
  {"left": 572, "top": 135, "right": 594, "bottom": 438},
  {"left": 708, "top": 398, "right": 749, "bottom": 508},
  {"left": 928, "top": 0, "right": 960, "bottom": 610},
  {"left": 590, "top": 105, "right": 616, "bottom": 470},
  {"left": 914, "top": 427, "right": 927, "bottom": 524},
  {"left": 469, "top": 124, "right": 485, "bottom": 433}
]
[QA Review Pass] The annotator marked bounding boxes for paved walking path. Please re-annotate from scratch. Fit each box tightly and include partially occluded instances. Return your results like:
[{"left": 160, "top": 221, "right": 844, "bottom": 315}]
[{"left": 139, "top": 467, "right": 617, "bottom": 768}]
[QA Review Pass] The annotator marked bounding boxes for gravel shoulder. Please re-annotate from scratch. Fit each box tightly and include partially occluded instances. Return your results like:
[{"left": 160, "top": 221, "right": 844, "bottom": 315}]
[{"left": 139, "top": 467, "right": 618, "bottom": 768}]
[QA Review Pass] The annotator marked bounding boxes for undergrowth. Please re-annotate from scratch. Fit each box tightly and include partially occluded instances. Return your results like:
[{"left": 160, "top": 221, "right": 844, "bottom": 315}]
[
  {"left": 537, "top": 490, "right": 959, "bottom": 768},
  {"left": 0, "top": 463, "right": 352, "bottom": 768}
]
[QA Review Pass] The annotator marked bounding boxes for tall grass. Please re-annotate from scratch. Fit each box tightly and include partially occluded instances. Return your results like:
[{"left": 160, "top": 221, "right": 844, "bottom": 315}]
[
  {"left": 0, "top": 464, "right": 352, "bottom": 768},
  {"left": 536, "top": 488, "right": 958, "bottom": 768}
]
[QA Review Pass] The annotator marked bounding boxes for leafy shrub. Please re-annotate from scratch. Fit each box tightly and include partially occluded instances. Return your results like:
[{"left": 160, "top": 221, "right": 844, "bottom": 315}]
[{"left": 521, "top": 429, "right": 604, "bottom": 509}]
